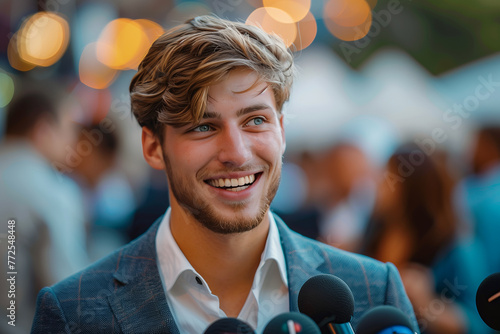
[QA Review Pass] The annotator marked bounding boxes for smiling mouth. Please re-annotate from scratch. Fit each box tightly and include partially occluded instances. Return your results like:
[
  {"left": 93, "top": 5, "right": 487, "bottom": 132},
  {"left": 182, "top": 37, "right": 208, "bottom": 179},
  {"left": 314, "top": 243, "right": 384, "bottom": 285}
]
[{"left": 205, "top": 173, "right": 260, "bottom": 192}]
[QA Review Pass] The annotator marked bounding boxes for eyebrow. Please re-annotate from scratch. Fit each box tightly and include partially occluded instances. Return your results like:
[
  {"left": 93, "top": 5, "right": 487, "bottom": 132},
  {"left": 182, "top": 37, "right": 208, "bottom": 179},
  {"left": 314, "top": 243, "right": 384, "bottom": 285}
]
[{"left": 202, "top": 104, "right": 273, "bottom": 119}]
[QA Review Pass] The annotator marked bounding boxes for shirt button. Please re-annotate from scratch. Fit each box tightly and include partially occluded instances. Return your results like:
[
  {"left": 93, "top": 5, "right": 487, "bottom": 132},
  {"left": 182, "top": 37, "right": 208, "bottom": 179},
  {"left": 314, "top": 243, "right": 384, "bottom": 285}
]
[{"left": 195, "top": 276, "right": 202, "bottom": 285}]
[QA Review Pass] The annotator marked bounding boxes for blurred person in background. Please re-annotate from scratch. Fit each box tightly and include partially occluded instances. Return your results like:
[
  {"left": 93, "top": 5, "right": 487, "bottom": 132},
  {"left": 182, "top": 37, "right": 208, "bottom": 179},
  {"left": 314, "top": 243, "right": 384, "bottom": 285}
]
[
  {"left": 0, "top": 91, "right": 89, "bottom": 333},
  {"left": 271, "top": 151, "right": 322, "bottom": 240},
  {"left": 361, "top": 144, "right": 492, "bottom": 334},
  {"left": 70, "top": 124, "right": 135, "bottom": 261},
  {"left": 455, "top": 125, "right": 500, "bottom": 275},
  {"left": 276, "top": 143, "right": 377, "bottom": 250},
  {"left": 314, "top": 142, "right": 376, "bottom": 252}
]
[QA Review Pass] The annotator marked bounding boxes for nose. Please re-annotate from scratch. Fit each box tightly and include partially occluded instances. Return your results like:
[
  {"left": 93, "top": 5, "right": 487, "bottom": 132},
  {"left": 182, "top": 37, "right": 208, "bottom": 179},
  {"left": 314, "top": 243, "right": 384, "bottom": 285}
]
[{"left": 217, "top": 126, "right": 252, "bottom": 167}]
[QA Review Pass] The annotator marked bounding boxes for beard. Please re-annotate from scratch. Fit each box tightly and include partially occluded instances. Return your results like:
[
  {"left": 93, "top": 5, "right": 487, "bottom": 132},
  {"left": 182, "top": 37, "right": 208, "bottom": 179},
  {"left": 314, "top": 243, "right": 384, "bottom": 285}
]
[{"left": 163, "top": 152, "right": 281, "bottom": 234}]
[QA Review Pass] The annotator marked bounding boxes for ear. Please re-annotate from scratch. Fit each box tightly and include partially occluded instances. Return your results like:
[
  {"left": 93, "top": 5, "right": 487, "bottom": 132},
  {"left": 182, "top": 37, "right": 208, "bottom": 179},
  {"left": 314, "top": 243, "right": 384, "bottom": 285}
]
[
  {"left": 142, "top": 127, "right": 165, "bottom": 170},
  {"left": 279, "top": 114, "right": 286, "bottom": 155}
]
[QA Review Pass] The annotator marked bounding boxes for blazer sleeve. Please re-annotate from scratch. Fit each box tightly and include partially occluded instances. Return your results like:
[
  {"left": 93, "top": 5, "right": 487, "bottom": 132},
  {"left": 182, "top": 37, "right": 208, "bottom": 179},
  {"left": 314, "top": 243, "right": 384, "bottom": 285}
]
[
  {"left": 384, "top": 262, "right": 421, "bottom": 333},
  {"left": 31, "top": 287, "right": 71, "bottom": 334}
]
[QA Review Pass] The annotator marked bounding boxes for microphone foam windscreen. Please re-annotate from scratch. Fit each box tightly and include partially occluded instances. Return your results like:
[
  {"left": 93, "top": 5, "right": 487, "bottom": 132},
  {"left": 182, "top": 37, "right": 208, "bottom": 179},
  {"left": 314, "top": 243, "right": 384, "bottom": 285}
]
[
  {"left": 263, "top": 312, "right": 321, "bottom": 334},
  {"left": 298, "top": 274, "right": 355, "bottom": 324},
  {"left": 476, "top": 272, "right": 500, "bottom": 330},
  {"left": 204, "top": 318, "right": 255, "bottom": 334},
  {"left": 356, "top": 305, "right": 413, "bottom": 334}
]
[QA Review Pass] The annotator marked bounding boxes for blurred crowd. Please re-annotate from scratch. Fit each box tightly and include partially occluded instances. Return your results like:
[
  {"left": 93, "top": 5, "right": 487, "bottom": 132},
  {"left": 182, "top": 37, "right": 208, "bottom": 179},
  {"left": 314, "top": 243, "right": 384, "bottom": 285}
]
[
  {"left": 1, "top": 87, "right": 499, "bottom": 334},
  {"left": 278, "top": 126, "right": 500, "bottom": 333}
]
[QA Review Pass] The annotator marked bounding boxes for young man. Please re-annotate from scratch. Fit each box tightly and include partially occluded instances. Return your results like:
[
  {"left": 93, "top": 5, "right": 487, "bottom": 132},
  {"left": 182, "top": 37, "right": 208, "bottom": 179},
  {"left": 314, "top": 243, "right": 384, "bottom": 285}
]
[{"left": 32, "top": 16, "right": 418, "bottom": 333}]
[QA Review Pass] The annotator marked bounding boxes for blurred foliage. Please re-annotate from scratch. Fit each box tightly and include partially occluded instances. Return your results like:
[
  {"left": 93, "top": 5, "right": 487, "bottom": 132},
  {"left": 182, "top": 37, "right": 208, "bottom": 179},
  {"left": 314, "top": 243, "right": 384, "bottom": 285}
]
[{"left": 332, "top": 0, "right": 500, "bottom": 75}]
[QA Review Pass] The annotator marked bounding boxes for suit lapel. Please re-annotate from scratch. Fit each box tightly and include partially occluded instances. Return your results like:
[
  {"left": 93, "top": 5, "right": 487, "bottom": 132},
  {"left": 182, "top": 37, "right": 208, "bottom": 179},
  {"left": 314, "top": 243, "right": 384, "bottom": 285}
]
[
  {"left": 274, "top": 214, "right": 326, "bottom": 312},
  {"left": 107, "top": 218, "right": 180, "bottom": 334}
]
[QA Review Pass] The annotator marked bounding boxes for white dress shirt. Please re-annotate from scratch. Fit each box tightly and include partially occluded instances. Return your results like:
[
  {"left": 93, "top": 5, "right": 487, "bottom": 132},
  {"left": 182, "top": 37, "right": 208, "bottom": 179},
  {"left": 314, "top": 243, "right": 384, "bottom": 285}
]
[{"left": 156, "top": 208, "right": 289, "bottom": 333}]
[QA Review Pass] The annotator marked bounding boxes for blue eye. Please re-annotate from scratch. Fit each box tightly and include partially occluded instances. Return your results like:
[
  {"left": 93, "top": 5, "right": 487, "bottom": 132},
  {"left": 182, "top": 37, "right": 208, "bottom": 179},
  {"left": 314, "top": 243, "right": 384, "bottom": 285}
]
[
  {"left": 193, "top": 124, "right": 212, "bottom": 132},
  {"left": 249, "top": 117, "right": 264, "bottom": 126}
]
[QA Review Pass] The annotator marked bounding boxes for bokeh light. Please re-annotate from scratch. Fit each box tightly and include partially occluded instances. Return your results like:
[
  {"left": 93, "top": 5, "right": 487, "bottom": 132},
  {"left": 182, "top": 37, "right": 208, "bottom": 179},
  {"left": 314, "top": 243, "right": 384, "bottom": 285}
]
[
  {"left": 326, "top": 0, "right": 371, "bottom": 27},
  {"left": 79, "top": 42, "right": 118, "bottom": 89},
  {"left": 0, "top": 72, "right": 15, "bottom": 108},
  {"left": 292, "top": 11, "right": 317, "bottom": 51},
  {"left": 71, "top": 2, "right": 117, "bottom": 77},
  {"left": 96, "top": 18, "right": 149, "bottom": 70},
  {"left": 7, "top": 33, "right": 36, "bottom": 71},
  {"left": 246, "top": 7, "right": 297, "bottom": 47},
  {"left": 263, "top": 0, "right": 311, "bottom": 23},
  {"left": 135, "top": 19, "right": 164, "bottom": 46},
  {"left": 17, "top": 12, "right": 70, "bottom": 67},
  {"left": 324, "top": 0, "right": 372, "bottom": 41}
]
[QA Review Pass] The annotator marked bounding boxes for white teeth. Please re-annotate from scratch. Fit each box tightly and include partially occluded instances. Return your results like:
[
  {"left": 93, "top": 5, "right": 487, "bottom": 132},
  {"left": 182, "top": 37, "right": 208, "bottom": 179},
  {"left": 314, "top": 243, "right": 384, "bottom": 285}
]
[
  {"left": 208, "top": 174, "right": 257, "bottom": 189},
  {"left": 227, "top": 185, "right": 250, "bottom": 192}
]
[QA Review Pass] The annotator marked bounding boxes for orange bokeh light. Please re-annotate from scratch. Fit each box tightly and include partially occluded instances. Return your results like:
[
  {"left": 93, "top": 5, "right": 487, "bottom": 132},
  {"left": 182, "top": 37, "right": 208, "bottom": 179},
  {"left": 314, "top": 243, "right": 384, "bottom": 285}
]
[
  {"left": 263, "top": 0, "right": 311, "bottom": 23},
  {"left": 135, "top": 19, "right": 164, "bottom": 45},
  {"left": 7, "top": 33, "right": 36, "bottom": 71},
  {"left": 324, "top": 0, "right": 373, "bottom": 41},
  {"left": 325, "top": 0, "right": 371, "bottom": 27},
  {"left": 292, "top": 11, "right": 317, "bottom": 51},
  {"left": 134, "top": 19, "right": 164, "bottom": 66},
  {"left": 246, "top": 7, "right": 297, "bottom": 47},
  {"left": 17, "top": 12, "right": 70, "bottom": 67},
  {"left": 79, "top": 43, "right": 118, "bottom": 90},
  {"left": 96, "top": 18, "right": 149, "bottom": 70}
]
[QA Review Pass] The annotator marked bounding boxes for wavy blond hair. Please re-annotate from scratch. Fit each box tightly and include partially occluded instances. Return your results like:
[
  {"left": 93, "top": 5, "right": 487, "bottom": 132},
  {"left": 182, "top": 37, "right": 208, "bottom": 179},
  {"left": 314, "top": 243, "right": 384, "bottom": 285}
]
[{"left": 129, "top": 15, "right": 294, "bottom": 138}]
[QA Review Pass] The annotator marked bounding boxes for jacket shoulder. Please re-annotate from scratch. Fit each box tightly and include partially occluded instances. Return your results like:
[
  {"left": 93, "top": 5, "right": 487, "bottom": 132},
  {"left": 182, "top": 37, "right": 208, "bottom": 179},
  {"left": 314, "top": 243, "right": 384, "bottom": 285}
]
[
  {"left": 280, "top": 223, "right": 418, "bottom": 332},
  {"left": 283, "top": 223, "right": 390, "bottom": 279},
  {"left": 32, "top": 225, "right": 160, "bottom": 333},
  {"left": 52, "top": 219, "right": 159, "bottom": 297}
]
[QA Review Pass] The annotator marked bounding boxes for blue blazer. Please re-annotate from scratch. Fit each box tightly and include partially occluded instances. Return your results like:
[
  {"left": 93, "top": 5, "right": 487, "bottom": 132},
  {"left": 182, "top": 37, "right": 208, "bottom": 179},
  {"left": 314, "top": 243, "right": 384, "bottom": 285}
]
[{"left": 31, "top": 214, "right": 419, "bottom": 333}]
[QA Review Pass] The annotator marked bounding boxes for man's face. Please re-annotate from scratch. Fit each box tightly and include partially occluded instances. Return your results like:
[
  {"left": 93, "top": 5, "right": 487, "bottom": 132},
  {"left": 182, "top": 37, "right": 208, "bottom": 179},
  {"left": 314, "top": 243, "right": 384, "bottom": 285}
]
[{"left": 161, "top": 69, "right": 286, "bottom": 234}]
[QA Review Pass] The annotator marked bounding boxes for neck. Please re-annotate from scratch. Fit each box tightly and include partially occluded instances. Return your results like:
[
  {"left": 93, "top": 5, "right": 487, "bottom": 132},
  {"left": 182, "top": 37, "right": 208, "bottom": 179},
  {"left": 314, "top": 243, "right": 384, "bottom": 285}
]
[{"left": 169, "top": 198, "right": 270, "bottom": 316}]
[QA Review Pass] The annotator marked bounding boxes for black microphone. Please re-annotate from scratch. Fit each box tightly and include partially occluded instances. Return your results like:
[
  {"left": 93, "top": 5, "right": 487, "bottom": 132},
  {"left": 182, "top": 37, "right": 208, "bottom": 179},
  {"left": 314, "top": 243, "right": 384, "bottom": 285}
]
[
  {"left": 298, "top": 274, "right": 355, "bottom": 334},
  {"left": 356, "top": 305, "right": 415, "bottom": 334},
  {"left": 203, "top": 317, "right": 255, "bottom": 334},
  {"left": 476, "top": 272, "right": 500, "bottom": 331},
  {"left": 263, "top": 312, "right": 321, "bottom": 334}
]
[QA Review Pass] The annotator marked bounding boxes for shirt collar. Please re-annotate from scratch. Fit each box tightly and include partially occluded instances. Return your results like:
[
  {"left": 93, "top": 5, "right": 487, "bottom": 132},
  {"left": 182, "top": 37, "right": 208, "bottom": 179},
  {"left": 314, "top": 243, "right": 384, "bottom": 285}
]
[
  {"left": 260, "top": 211, "right": 288, "bottom": 287},
  {"left": 156, "top": 208, "right": 288, "bottom": 292}
]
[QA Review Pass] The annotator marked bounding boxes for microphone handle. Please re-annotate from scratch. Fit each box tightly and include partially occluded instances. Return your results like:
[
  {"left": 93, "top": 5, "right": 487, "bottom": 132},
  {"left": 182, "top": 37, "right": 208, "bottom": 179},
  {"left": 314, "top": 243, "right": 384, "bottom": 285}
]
[{"left": 324, "top": 322, "right": 355, "bottom": 334}]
